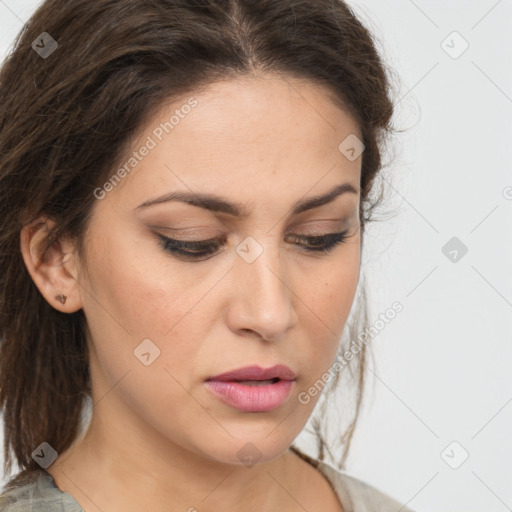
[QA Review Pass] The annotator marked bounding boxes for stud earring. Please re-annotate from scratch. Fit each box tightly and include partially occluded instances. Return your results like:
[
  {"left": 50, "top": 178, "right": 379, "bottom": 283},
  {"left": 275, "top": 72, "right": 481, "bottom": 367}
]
[{"left": 55, "top": 294, "right": 67, "bottom": 304}]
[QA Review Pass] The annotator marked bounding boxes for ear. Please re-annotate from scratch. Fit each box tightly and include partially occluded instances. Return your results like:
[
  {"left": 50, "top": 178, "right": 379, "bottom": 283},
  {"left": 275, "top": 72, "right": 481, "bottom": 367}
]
[{"left": 19, "top": 216, "right": 84, "bottom": 313}]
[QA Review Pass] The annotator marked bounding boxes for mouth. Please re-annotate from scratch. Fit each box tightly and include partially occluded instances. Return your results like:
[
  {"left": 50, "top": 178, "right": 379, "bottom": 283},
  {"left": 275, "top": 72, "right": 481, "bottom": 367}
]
[
  {"left": 229, "top": 377, "right": 281, "bottom": 386},
  {"left": 204, "top": 365, "right": 296, "bottom": 412},
  {"left": 206, "top": 364, "right": 296, "bottom": 383}
]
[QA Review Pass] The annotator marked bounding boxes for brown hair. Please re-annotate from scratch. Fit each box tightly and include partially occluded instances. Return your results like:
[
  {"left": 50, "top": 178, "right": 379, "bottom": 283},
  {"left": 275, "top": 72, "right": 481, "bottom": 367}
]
[{"left": 0, "top": 0, "right": 397, "bottom": 491}]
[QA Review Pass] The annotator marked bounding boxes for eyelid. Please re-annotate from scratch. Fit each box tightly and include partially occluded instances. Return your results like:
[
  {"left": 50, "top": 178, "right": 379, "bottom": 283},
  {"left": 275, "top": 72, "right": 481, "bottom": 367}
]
[
  {"left": 148, "top": 225, "right": 223, "bottom": 238},
  {"left": 155, "top": 227, "right": 342, "bottom": 243},
  {"left": 155, "top": 229, "right": 351, "bottom": 261},
  {"left": 152, "top": 218, "right": 350, "bottom": 236}
]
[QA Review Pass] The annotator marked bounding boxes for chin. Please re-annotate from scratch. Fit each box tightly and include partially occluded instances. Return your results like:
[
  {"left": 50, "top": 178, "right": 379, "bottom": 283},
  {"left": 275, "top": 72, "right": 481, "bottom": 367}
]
[{"left": 192, "top": 430, "right": 294, "bottom": 468}]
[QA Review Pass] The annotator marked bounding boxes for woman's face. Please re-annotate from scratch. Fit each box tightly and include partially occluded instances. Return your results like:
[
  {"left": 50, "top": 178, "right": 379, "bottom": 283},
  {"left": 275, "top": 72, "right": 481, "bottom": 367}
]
[{"left": 73, "top": 73, "right": 362, "bottom": 466}]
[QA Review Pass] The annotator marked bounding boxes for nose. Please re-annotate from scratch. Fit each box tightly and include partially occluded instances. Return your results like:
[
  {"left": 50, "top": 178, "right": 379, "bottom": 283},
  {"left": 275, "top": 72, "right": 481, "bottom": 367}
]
[{"left": 226, "top": 238, "right": 298, "bottom": 341}]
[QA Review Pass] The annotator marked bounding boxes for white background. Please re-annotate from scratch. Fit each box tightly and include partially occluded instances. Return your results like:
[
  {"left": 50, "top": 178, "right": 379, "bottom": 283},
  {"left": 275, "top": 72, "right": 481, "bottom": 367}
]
[{"left": 1, "top": 1, "right": 511, "bottom": 511}]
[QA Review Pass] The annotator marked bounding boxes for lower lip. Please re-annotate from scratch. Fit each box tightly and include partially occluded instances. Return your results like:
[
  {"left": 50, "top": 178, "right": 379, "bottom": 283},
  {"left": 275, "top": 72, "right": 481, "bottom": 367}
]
[{"left": 205, "top": 379, "right": 295, "bottom": 412}]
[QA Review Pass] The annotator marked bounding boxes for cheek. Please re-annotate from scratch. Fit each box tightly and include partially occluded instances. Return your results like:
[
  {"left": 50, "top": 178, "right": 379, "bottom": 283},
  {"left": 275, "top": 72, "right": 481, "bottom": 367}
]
[
  {"left": 299, "top": 247, "right": 360, "bottom": 370},
  {"left": 82, "top": 229, "right": 190, "bottom": 336},
  {"left": 79, "top": 230, "right": 217, "bottom": 380}
]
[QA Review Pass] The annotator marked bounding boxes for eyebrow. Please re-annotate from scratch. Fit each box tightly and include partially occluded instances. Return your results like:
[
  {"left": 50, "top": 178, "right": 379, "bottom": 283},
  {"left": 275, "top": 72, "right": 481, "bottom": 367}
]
[{"left": 134, "top": 182, "right": 358, "bottom": 217}]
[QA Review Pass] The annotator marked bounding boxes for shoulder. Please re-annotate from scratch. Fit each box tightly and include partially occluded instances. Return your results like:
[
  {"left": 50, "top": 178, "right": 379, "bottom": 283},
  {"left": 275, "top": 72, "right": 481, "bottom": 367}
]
[
  {"left": 316, "top": 460, "right": 416, "bottom": 512},
  {"left": 0, "top": 470, "right": 84, "bottom": 512},
  {"left": 0, "top": 475, "right": 38, "bottom": 512}
]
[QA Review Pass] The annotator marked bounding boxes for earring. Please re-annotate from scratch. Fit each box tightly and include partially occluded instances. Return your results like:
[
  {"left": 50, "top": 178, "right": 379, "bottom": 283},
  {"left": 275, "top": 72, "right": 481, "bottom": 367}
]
[{"left": 55, "top": 294, "right": 67, "bottom": 304}]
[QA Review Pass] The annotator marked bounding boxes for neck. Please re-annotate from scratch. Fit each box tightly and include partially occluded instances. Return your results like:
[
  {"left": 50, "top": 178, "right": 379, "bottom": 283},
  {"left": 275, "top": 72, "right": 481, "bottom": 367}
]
[{"left": 48, "top": 407, "right": 306, "bottom": 511}]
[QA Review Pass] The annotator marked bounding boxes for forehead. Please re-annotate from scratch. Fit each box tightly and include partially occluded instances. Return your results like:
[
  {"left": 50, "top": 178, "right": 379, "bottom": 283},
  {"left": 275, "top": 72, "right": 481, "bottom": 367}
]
[
  {"left": 171, "top": 73, "right": 361, "bottom": 142},
  {"left": 100, "top": 73, "right": 362, "bottom": 212}
]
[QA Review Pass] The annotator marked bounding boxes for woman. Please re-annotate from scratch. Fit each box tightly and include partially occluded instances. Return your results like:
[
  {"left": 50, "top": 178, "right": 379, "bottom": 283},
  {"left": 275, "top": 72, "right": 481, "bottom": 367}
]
[{"left": 0, "top": 0, "right": 410, "bottom": 510}]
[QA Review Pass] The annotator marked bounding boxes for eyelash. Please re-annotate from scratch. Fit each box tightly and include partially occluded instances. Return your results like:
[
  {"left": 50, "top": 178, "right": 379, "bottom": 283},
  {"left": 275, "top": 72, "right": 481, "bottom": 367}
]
[{"left": 156, "top": 231, "right": 350, "bottom": 260}]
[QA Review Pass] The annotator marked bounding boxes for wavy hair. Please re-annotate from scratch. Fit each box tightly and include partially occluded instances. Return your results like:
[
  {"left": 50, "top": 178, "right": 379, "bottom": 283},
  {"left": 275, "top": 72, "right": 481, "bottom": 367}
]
[{"left": 0, "top": 0, "right": 397, "bottom": 491}]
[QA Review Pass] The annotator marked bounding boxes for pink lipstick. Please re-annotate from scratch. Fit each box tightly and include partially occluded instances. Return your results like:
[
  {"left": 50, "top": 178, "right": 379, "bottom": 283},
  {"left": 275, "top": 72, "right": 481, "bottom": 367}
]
[{"left": 205, "top": 364, "right": 296, "bottom": 412}]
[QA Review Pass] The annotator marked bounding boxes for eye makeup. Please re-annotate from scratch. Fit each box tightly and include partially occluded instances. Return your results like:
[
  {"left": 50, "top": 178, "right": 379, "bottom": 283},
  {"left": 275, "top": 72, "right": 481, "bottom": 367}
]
[{"left": 155, "top": 229, "right": 351, "bottom": 261}]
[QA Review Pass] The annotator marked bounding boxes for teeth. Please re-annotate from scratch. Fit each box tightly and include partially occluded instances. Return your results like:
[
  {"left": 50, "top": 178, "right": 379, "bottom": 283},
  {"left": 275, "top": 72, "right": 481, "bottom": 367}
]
[{"left": 238, "top": 379, "right": 277, "bottom": 386}]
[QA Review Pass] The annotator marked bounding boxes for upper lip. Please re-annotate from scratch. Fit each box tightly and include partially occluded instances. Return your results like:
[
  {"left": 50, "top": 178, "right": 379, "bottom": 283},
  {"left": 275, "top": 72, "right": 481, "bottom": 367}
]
[{"left": 207, "top": 364, "right": 296, "bottom": 382}]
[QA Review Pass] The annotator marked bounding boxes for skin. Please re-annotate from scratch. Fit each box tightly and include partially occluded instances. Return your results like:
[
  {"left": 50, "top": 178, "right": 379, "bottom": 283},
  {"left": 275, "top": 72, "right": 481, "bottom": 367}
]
[{"left": 20, "top": 71, "right": 362, "bottom": 512}]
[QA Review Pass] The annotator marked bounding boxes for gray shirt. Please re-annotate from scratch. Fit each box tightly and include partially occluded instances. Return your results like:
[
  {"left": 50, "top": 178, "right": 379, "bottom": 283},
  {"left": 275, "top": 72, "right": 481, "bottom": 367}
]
[{"left": 0, "top": 461, "right": 415, "bottom": 511}]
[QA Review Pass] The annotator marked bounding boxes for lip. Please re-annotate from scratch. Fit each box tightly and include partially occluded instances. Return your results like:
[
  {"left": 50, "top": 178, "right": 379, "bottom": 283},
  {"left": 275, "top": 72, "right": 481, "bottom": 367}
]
[
  {"left": 207, "top": 364, "right": 296, "bottom": 382},
  {"left": 205, "top": 364, "right": 296, "bottom": 412},
  {"left": 205, "top": 380, "right": 295, "bottom": 412}
]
